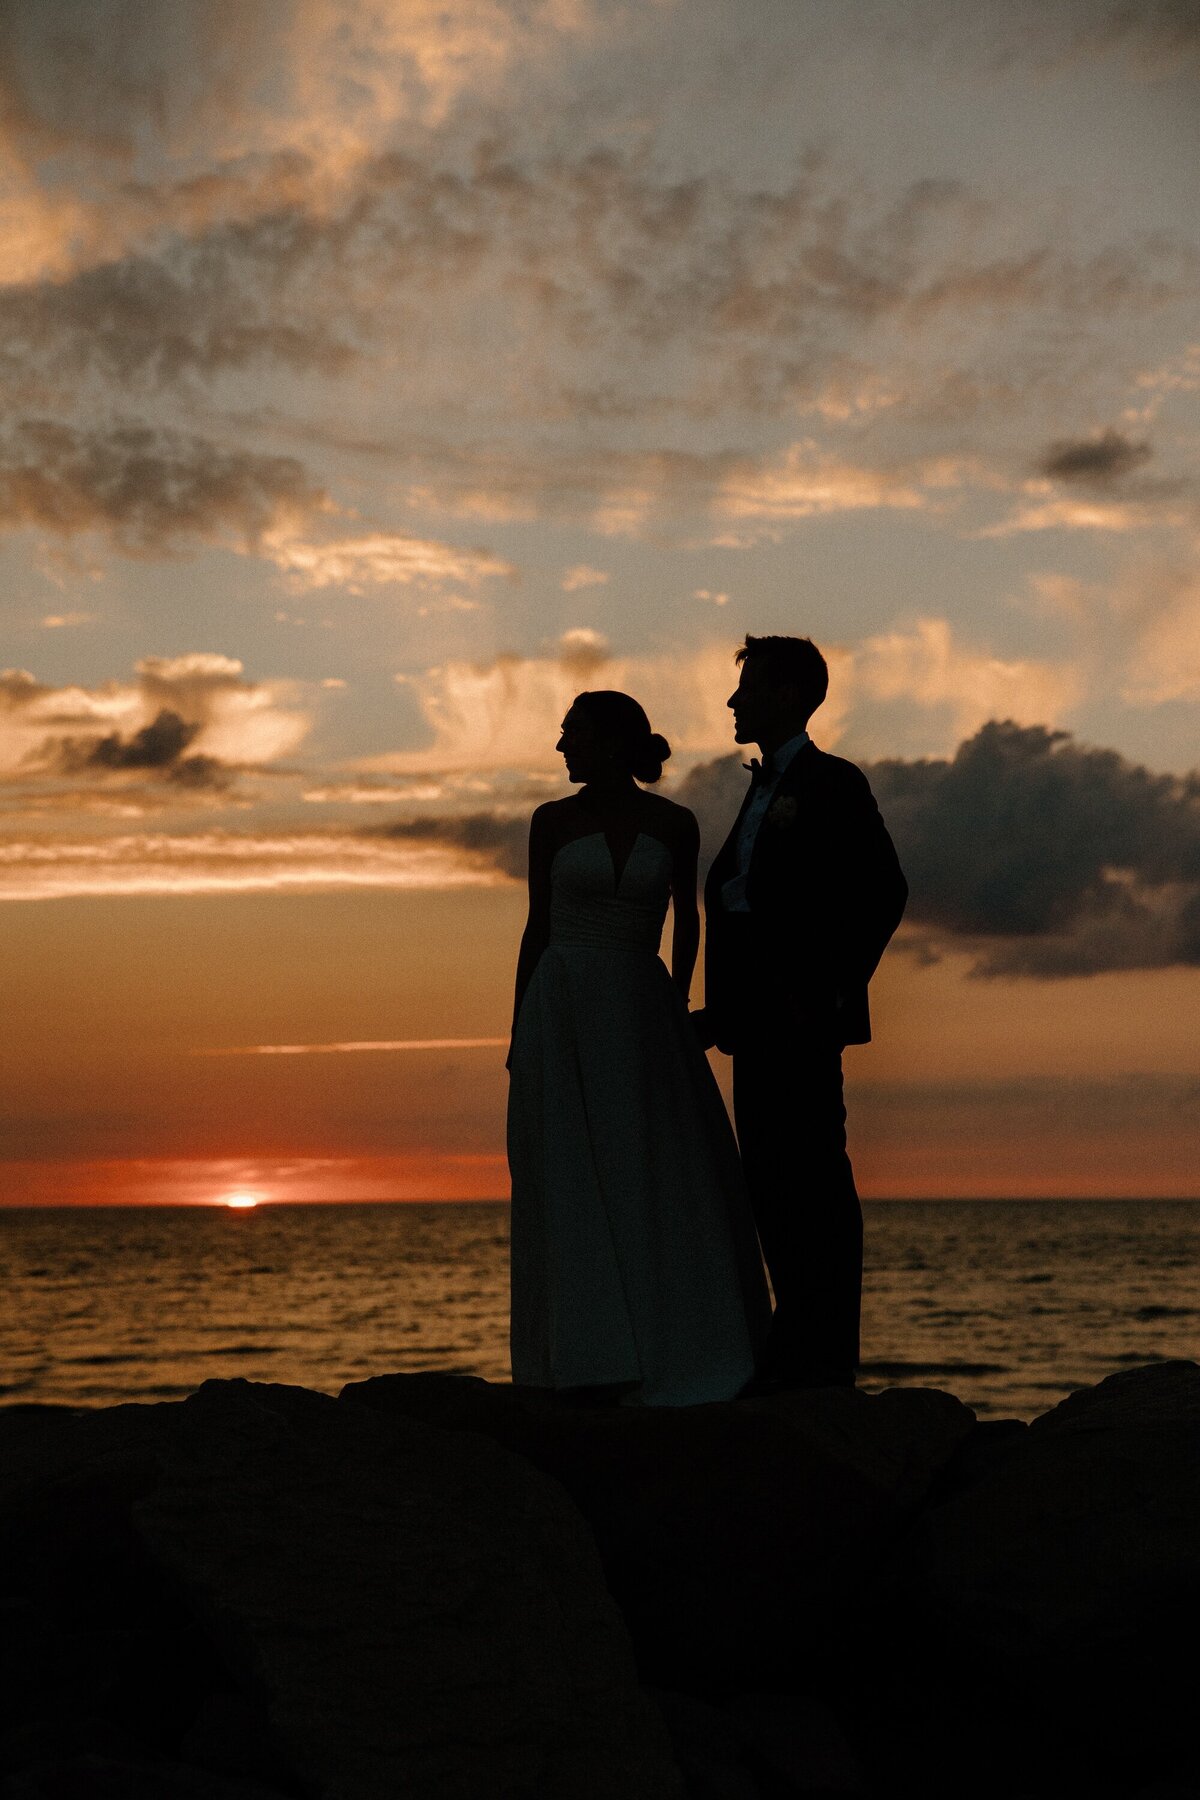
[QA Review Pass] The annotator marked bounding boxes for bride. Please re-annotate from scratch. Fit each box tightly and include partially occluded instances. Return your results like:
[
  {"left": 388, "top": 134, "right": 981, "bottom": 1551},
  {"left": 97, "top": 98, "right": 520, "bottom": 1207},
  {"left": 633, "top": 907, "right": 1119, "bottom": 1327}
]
[{"left": 507, "top": 689, "right": 769, "bottom": 1405}]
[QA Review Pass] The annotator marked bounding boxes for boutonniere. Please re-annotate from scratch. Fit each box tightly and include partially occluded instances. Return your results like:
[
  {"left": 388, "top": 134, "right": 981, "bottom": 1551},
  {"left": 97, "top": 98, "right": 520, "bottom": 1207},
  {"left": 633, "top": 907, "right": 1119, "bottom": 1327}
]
[{"left": 765, "top": 795, "right": 798, "bottom": 828}]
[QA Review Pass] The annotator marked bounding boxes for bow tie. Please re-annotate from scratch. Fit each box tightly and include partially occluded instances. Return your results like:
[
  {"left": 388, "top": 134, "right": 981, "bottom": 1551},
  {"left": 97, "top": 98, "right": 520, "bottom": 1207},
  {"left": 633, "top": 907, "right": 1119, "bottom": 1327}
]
[{"left": 744, "top": 755, "right": 776, "bottom": 788}]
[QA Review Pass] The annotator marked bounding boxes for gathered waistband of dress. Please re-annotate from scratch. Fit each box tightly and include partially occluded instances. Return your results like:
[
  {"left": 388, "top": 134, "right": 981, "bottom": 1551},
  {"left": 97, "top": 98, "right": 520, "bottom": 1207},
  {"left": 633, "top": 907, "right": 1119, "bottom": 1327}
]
[{"left": 546, "top": 935, "right": 658, "bottom": 953}]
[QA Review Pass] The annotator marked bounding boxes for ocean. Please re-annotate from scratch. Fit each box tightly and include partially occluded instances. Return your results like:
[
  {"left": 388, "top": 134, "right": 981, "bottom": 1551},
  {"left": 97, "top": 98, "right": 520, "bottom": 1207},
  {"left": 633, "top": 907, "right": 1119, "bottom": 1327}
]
[{"left": 1, "top": 1200, "right": 1197, "bottom": 1420}]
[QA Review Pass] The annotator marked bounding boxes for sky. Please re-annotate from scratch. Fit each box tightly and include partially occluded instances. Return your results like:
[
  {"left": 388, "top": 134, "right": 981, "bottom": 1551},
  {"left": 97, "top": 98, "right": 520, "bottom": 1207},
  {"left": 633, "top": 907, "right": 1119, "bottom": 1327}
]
[{"left": 1, "top": 0, "right": 1198, "bottom": 1205}]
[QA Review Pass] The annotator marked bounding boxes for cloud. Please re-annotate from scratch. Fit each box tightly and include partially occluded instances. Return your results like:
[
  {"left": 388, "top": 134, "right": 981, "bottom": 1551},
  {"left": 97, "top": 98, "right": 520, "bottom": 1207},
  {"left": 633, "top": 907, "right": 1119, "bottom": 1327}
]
[
  {"left": 262, "top": 527, "right": 516, "bottom": 593},
  {"left": 0, "top": 245, "right": 358, "bottom": 397},
  {"left": 372, "top": 811, "right": 529, "bottom": 879},
  {"left": 715, "top": 441, "right": 931, "bottom": 524},
  {"left": 0, "top": 419, "right": 519, "bottom": 599},
  {"left": 561, "top": 564, "right": 609, "bottom": 591},
  {"left": 377, "top": 718, "right": 1200, "bottom": 978},
  {"left": 675, "top": 720, "right": 1200, "bottom": 977},
  {"left": 851, "top": 616, "right": 1082, "bottom": 744},
  {"left": 1117, "top": 565, "right": 1200, "bottom": 704},
  {"left": 366, "top": 634, "right": 750, "bottom": 774},
  {"left": 976, "top": 495, "right": 1185, "bottom": 537},
  {"left": 55, "top": 708, "right": 230, "bottom": 792},
  {"left": 389, "top": 436, "right": 969, "bottom": 544},
  {"left": 556, "top": 626, "right": 610, "bottom": 679},
  {"left": 0, "top": 652, "right": 310, "bottom": 792},
  {"left": 1038, "top": 428, "right": 1153, "bottom": 483},
  {"left": 0, "top": 828, "right": 505, "bottom": 903},
  {"left": 0, "top": 0, "right": 595, "bottom": 174},
  {"left": 1052, "top": 0, "right": 1200, "bottom": 77},
  {"left": 6, "top": 121, "right": 1191, "bottom": 435},
  {"left": 867, "top": 721, "right": 1200, "bottom": 976},
  {"left": 0, "top": 419, "right": 321, "bottom": 554}
]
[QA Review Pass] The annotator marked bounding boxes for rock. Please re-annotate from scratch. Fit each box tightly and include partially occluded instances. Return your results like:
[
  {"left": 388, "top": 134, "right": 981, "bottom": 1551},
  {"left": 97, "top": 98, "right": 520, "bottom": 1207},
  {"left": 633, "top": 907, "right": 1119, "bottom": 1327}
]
[
  {"left": 650, "top": 1692, "right": 763, "bottom": 1800},
  {"left": 721, "top": 1692, "right": 866, "bottom": 1796},
  {"left": 341, "top": 1374, "right": 976, "bottom": 1695},
  {"left": 0, "top": 1380, "right": 680, "bottom": 1799},
  {"left": 4, "top": 1753, "right": 291, "bottom": 1799},
  {"left": 870, "top": 1361, "right": 1200, "bottom": 1799},
  {"left": 650, "top": 1689, "right": 866, "bottom": 1798}
]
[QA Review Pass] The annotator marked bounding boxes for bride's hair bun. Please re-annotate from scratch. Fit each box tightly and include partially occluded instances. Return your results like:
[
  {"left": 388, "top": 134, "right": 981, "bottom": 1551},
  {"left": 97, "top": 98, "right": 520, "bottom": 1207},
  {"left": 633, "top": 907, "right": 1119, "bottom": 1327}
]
[
  {"left": 632, "top": 730, "right": 671, "bottom": 785},
  {"left": 574, "top": 691, "right": 671, "bottom": 785}
]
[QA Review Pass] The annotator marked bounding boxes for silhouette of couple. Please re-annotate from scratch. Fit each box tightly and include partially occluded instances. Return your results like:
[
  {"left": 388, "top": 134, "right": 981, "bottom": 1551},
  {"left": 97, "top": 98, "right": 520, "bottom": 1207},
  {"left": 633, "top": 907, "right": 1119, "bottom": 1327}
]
[{"left": 507, "top": 635, "right": 908, "bottom": 1405}]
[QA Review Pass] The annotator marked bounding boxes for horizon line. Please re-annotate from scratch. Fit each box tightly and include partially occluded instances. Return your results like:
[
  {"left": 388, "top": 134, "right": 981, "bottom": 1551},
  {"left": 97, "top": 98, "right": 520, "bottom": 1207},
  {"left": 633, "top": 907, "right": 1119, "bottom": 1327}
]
[{"left": 196, "top": 1037, "right": 510, "bottom": 1057}]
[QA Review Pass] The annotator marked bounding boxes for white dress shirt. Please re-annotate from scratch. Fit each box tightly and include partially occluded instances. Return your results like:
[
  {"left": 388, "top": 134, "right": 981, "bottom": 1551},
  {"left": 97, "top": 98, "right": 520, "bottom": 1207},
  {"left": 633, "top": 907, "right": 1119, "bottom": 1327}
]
[{"left": 720, "top": 730, "right": 811, "bottom": 913}]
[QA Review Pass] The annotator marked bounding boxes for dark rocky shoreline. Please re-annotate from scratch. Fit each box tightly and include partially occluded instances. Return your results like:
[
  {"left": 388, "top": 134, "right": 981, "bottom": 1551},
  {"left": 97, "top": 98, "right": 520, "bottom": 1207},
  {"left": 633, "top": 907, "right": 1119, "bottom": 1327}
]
[{"left": 1, "top": 1362, "right": 1197, "bottom": 1798}]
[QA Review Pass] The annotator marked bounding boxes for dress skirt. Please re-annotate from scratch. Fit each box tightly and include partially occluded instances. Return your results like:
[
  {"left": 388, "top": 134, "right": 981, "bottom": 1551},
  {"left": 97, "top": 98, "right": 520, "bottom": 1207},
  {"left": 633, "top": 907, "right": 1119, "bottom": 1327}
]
[{"left": 508, "top": 940, "right": 770, "bottom": 1405}]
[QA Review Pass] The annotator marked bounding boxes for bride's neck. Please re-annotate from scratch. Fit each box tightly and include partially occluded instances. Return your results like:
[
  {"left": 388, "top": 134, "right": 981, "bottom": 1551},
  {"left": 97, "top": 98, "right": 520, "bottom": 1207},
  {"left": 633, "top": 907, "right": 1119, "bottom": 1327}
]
[{"left": 580, "top": 774, "right": 637, "bottom": 807}]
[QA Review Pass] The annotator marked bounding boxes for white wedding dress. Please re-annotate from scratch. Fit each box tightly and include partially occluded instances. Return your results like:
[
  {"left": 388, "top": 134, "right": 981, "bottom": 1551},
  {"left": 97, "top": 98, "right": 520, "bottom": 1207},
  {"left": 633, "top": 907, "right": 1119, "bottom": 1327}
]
[{"left": 507, "top": 830, "right": 770, "bottom": 1404}]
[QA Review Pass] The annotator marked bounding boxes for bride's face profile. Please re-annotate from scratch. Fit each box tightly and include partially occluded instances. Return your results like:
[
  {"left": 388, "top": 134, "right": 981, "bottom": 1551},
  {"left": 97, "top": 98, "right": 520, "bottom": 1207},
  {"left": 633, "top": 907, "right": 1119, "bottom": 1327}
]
[{"left": 557, "top": 706, "right": 600, "bottom": 783}]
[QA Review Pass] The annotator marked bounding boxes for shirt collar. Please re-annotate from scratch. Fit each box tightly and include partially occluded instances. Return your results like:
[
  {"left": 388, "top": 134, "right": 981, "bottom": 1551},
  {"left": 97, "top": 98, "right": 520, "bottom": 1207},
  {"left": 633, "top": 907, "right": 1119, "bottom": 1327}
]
[{"left": 767, "top": 730, "right": 811, "bottom": 778}]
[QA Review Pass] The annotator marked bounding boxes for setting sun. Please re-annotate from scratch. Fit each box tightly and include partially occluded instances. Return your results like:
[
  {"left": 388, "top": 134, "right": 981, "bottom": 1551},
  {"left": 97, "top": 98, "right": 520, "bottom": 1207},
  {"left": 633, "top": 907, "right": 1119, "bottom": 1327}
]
[{"left": 222, "top": 1193, "right": 261, "bottom": 1210}]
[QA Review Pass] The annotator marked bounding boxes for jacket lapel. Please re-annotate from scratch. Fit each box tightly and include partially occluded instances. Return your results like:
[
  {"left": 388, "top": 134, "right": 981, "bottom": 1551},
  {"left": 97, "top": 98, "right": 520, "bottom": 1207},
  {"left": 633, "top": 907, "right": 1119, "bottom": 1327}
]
[
  {"left": 707, "top": 768, "right": 758, "bottom": 895},
  {"left": 745, "top": 740, "right": 817, "bottom": 889}
]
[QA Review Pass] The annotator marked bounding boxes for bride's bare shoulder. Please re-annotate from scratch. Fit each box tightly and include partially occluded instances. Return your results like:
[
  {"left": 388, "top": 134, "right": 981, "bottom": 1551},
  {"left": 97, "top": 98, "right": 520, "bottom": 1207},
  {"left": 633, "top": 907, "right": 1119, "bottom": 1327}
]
[{"left": 530, "top": 795, "right": 583, "bottom": 844}]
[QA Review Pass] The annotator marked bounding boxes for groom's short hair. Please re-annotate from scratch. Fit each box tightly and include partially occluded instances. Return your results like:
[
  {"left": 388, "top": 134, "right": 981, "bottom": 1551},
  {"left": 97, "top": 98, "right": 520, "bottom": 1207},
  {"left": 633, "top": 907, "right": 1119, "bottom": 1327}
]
[{"left": 736, "top": 635, "right": 828, "bottom": 715}]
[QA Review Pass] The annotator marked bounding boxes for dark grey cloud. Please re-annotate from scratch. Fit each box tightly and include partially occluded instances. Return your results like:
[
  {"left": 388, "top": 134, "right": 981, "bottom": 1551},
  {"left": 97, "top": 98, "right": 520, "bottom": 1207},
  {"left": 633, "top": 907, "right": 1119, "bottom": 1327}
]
[
  {"left": 1039, "top": 428, "right": 1153, "bottom": 483},
  {"left": 1057, "top": 0, "right": 1200, "bottom": 75},
  {"left": 0, "top": 419, "right": 322, "bottom": 552},
  {"left": 679, "top": 721, "right": 1200, "bottom": 977},
  {"left": 0, "top": 244, "right": 356, "bottom": 393},
  {"left": 4, "top": 140, "right": 1191, "bottom": 422},
  {"left": 0, "top": 0, "right": 296, "bottom": 163},
  {"left": 372, "top": 811, "right": 529, "bottom": 880},
  {"left": 374, "top": 726, "right": 1200, "bottom": 977},
  {"left": 54, "top": 708, "right": 232, "bottom": 790},
  {"left": 882, "top": 0, "right": 1200, "bottom": 80}
]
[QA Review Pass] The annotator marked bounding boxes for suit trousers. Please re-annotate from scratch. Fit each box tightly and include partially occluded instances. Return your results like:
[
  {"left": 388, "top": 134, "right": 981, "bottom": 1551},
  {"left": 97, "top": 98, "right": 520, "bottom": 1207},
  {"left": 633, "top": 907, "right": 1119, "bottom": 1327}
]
[{"left": 732, "top": 1034, "right": 862, "bottom": 1380}]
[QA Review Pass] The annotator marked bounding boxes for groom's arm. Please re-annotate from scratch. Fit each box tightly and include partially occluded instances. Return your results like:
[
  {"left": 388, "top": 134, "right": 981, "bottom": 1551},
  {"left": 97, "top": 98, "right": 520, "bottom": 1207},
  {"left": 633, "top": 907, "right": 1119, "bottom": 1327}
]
[{"left": 853, "top": 778, "right": 908, "bottom": 977}]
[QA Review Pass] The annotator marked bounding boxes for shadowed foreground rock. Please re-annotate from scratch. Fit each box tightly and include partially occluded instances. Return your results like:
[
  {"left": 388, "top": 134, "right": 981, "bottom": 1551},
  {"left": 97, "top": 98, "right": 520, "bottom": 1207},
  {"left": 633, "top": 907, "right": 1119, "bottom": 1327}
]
[
  {"left": 1, "top": 1362, "right": 1198, "bottom": 1799},
  {"left": 0, "top": 1380, "right": 679, "bottom": 1799},
  {"left": 340, "top": 1375, "right": 976, "bottom": 1694},
  {"left": 871, "top": 1360, "right": 1200, "bottom": 1799}
]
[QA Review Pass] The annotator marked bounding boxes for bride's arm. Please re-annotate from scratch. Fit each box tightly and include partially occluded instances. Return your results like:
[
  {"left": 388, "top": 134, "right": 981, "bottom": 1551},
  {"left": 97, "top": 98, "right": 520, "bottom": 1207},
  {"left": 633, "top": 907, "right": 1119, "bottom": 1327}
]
[
  {"left": 668, "top": 811, "right": 701, "bottom": 1001},
  {"left": 509, "top": 805, "right": 555, "bottom": 1059}
]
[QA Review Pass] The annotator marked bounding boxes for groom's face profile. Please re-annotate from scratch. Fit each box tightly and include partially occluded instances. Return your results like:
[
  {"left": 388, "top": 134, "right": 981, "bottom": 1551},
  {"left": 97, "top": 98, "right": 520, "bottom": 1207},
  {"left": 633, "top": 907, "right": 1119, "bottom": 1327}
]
[{"left": 728, "top": 656, "right": 795, "bottom": 749}]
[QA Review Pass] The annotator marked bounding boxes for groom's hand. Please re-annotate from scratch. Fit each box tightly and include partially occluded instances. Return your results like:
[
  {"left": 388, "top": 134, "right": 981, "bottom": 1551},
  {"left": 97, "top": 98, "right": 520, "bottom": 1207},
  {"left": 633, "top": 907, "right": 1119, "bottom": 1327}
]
[{"left": 689, "top": 1007, "right": 717, "bottom": 1051}]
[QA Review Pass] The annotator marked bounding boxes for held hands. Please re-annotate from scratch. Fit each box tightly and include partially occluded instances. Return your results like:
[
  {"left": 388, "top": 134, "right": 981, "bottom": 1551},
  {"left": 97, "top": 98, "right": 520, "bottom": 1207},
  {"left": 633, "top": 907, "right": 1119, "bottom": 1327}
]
[{"left": 689, "top": 1007, "right": 718, "bottom": 1052}]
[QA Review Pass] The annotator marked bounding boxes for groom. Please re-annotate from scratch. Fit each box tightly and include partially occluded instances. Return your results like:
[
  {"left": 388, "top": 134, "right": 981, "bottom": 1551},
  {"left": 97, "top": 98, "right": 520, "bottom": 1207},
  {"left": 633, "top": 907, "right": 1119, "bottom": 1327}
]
[{"left": 694, "top": 635, "right": 908, "bottom": 1390}]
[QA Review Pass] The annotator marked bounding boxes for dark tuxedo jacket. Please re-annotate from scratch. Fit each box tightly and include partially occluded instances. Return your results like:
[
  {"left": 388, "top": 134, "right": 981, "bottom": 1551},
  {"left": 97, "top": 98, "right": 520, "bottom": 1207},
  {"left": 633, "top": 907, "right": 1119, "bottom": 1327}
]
[{"left": 703, "top": 743, "right": 908, "bottom": 1050}]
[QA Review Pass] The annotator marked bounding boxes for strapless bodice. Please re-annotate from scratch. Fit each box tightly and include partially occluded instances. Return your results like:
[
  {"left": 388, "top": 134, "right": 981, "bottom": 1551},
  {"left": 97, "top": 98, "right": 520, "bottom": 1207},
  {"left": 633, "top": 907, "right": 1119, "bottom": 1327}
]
[{"left": 549, "top": 832, "right": 671, "bottom": 953}]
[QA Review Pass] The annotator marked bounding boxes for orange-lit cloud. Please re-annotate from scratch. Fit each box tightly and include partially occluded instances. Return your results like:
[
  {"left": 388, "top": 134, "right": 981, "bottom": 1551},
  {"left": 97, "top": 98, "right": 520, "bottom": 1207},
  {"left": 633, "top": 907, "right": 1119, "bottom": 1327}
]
[
  {"left": 0, "top": 420, "right": 321, "bottom": 554},
  {"left": 716, "top": 440, "right": 930, "bottom": 524},
  {"left": 0, "top": 653, "right": 309, "bottom": 791},
  {"left": 560, "top": 563, "right": 609, "bottom": 591},
  {"left": 262, "top": 526, "right": 516, "bottom": 593},
  {"left": 851, "top": 616, "right": 1082, "bottom": 741},
  {"left": 1118, "top": 565, "right": 1200, "bottom": 705},
  {"left": 0, "top": 829, "right": 506, "bottom": 903},
  {"left": 978, "top": 495, "right": 1186, "bottom": 537},
  {"left": 369, "top": 634, "right": 776, "bottom": 774}
]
